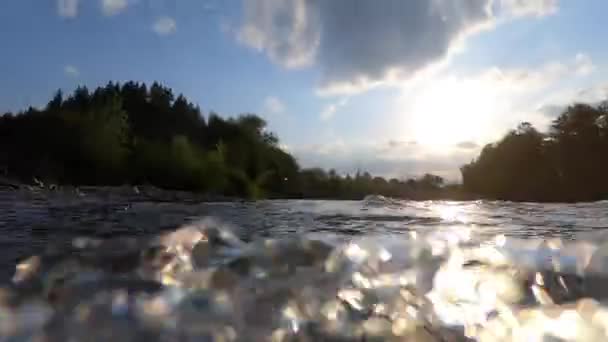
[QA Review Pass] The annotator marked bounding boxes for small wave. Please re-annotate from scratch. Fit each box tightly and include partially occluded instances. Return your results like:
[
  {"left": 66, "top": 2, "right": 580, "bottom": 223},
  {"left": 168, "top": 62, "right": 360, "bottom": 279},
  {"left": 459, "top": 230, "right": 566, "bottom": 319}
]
[
  {"left": 5, "top": 219, "right": 608, "bottom": 341},
  {"left": 362, "top": 194, "right": 399, "bottom": 207},
  {"left": 317, "top": 213, "right": 424, "bottom": 223}
]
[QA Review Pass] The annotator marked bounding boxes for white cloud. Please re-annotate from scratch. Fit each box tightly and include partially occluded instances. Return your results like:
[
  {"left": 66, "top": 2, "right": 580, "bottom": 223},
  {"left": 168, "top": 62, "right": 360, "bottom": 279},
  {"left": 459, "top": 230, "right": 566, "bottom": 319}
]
[
  {"left": 293, "top": 53, "right": 598, "bottom": 179},
  {"left": 153, "top": 17, "right": 177, "bottom": 36},
  {"left": 576, "top": 83, "right": 608, "bottom": 103},
  {"left": 575, "top": 53, "right": 595, "bottom": 76},
  {"left": 101, "top": 0, "right": 129, "bottom": 16},
  {"left": 64, "top": 65, "right": 80, "bottom": 77},
  {"left": 456, "top": 141, "right": 479, "bottom": 149},
  {"left": 263, "top": 96, "right": 285, "bottom": 114},
  {"left": 238, "top": 0, "right": 558, "bottom": 96},
  {"left": 238, "top": 0, "right": 320, "bottom": 69},
  {"left": 202, "top": 2, "right": 218, "bottom": 13},
  {"left": 292, "top": 139, "right": 474, "bottom": 181},
  {"left": 538, "top": 82, "right": 608, "bottom": 118},
  {"left": 500, "top": 0, "right": 558, "bottom": 17},
  {"left": 58, "top": 0, "right": 79, "bottom": 18},
  {"left": 320, "top": 98, "right": 348, "bottom": 121},
  {"left": 388, "top": 53, "right": 595, "bottom": 147}
]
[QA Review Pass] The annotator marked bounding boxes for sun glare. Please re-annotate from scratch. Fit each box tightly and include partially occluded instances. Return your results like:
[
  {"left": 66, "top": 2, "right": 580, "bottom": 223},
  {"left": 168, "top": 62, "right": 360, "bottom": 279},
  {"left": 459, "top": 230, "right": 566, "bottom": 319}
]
[{"left": 407, "top": 78, "right": 497, "bottom": 150}]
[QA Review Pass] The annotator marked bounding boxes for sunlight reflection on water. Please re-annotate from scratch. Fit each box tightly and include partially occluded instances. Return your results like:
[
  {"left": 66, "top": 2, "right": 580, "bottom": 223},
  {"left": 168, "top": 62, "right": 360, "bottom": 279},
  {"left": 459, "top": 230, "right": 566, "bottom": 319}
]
[
  {"left": 2, "top": 192, "right": 608, "bottom": 340},
  {"left": 1, "top": 191, "right": 608, "bottom": 280}
]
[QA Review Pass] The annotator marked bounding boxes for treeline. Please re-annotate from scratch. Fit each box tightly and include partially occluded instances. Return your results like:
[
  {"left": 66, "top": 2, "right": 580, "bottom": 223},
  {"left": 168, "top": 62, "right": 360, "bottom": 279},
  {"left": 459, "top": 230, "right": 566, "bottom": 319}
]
[
  {"left": 461, "top": 102, "right": 608, "bottom": 202},
  {"left": 0, "top": 82, "right": 450, "bottom": 199},
  {"left": 297, "top": 170, "right": 467, "bottom": 200}
]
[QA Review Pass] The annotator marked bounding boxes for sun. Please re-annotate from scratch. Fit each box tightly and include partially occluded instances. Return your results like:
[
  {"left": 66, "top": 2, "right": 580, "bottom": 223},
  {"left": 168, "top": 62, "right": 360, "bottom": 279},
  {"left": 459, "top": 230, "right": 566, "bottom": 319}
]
[{"left": 406, "top": 77, "right": 497, "bottom": 150}]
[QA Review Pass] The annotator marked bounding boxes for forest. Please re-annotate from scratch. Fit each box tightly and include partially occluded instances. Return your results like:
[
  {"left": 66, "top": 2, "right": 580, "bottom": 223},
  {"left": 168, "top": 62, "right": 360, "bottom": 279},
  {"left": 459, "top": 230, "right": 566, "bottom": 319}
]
[
  {"left": 461, "top": 102, "right": 608, "bottom": 202},
  {"left": 0, "top": 82, "right": 452, "bottom": 200},
  {"left": 4, "top": 82, "right": 605, "bottom": 202}
]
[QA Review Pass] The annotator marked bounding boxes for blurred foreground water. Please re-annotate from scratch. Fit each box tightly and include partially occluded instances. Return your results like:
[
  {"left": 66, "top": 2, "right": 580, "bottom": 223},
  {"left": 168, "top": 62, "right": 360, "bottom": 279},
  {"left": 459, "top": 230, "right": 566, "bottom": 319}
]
[{"left": 2, "top": 188, "right": 608, "bottom": 341}]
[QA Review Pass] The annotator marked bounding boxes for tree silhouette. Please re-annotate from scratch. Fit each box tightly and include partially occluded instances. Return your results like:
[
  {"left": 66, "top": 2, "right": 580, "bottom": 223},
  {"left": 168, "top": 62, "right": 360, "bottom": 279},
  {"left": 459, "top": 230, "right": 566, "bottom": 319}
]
[
  {"left": 462, "top": 102, "right": 608, "bottom": 202},
  {"left": 0, "top": 81, "right": 462, "bottom": 200}
]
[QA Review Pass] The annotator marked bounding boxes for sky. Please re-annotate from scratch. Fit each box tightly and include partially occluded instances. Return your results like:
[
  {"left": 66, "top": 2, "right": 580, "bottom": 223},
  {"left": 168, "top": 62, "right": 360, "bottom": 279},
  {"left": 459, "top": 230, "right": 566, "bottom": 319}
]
[{"left": 1, "top": 0, "right": 608, "bottom": 181}]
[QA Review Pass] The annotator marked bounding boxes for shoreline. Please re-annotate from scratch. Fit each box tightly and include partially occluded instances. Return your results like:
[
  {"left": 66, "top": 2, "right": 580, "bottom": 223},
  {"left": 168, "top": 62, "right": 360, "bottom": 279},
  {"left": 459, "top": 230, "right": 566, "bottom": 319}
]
[
  {"left": 0, "top": 175, "right": 475, "bottom": 202},
  {"left": 3, "top": 176, "right": 607, "bottom": 204}
]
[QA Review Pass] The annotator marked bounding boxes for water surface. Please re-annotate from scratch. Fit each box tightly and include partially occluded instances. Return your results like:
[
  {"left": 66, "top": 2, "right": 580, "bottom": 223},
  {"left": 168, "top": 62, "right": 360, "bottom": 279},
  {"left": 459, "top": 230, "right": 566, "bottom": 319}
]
[{"left": 2, "top": 189, "right": 607, "bottom": 281}]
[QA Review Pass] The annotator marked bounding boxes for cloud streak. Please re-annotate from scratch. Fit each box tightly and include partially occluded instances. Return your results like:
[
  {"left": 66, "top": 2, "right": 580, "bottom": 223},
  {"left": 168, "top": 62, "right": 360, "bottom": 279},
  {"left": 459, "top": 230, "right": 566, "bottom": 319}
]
[
  {"left": 101, "top": 0, "right": 129, "bottom": 16},
  {"left": 263, "top": 96, "right": 285, "bottom": 114},
  {"left": 320, "top": 98, "right": 348, "bottom": 121},
  {"left": 292, "top": 52, "right": 596, "bottom": 179},
  {"left": 292, "top": 139, "right": 476, "bottom": 181},
  {"left": 64, "top": 65, "right": 80, "bottom": 77},
  {"left": 456, "top": 141, "right": 479, "bottom": 149},
  {"left": 58, "top": 0, "right": 79, "bottom": 18},
  {"left": 500, "top": 0, "right": 558, "bottom": 17},
  {"left": 575, "top": 53, "right": 595, "bottom": 76},
  {"left": 388, "top": 53, "right": 596, "bottom": 147},
  {"left": 153, "top": 17, "right": 177, "bottom": 36}
]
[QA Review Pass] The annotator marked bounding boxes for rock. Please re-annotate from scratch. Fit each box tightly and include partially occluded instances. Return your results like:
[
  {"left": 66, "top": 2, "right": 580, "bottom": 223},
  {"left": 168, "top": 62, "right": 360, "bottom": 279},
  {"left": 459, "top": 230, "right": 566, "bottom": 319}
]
[{"left": 0, "top": 175, "right": 20, "bottom": 190}]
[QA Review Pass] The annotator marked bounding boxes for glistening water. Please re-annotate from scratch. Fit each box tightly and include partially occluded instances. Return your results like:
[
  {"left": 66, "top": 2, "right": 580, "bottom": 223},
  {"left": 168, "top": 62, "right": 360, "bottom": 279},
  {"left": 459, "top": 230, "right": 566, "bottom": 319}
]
[{"left": 2, "top": 188, "right": 608, "bottom": 341}]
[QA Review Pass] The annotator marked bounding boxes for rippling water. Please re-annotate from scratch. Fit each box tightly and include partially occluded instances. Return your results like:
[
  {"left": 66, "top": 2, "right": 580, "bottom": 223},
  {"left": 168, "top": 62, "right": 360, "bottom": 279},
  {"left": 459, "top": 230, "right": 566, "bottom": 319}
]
[
  {"left": 4, "top": 189, "right": 608, "bottom": 341},
  {"left": 2, "top": 189, "right": 608, "bottom": 281}
]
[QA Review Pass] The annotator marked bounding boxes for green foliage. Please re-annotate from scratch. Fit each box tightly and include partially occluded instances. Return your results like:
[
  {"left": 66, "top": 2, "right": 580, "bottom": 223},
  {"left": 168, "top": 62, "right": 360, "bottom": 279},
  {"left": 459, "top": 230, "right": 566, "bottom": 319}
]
[
  {"left": 462, "top": 102, "right": 608, "bottom": 202},
  {"left": 0, "top": 82, "right": 285, "bottom": 196},
  {"left": 0, "top": 81, "right": 463, "bottom": 200},
  {"left": 294, "top": 168, "right": 453, "bottom": 200},
  {"left": 79, "top": 96, "right": 129, "bottom": 177}
]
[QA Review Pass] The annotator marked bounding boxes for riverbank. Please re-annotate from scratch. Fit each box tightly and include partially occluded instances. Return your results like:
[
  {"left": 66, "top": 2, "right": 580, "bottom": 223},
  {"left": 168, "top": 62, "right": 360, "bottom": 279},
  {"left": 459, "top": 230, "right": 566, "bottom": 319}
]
[
  {"left": 0, "top": 83, "right": 472, "bottom": 202},
  {"left": 1, "top": 184, "right": 236, "bottom": 204},
  {"left": 1, "top": 174, "right": 480, "bottom": 202},
  {"left": 10, "top": 176, "right": 608, "bottom": 203}
]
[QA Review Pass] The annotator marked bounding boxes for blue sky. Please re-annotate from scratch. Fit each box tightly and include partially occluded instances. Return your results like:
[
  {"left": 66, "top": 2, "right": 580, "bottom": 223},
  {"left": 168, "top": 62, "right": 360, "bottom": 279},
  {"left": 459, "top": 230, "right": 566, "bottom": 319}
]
[{"left": 1, "top": 0, "right": 607, "bottom": 180}]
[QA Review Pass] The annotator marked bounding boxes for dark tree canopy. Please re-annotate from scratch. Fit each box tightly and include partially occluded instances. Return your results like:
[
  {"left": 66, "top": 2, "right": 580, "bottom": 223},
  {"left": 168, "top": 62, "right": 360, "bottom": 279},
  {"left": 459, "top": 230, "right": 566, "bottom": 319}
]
[
  {"left": 0, "top": 81, "right": 451, "bottom": 200},
  {"left": 461, "top": 102, "right": 608, "bottom": 202},
  {"left": 8, "top": 81, "right": 606, "bottom": 202}
]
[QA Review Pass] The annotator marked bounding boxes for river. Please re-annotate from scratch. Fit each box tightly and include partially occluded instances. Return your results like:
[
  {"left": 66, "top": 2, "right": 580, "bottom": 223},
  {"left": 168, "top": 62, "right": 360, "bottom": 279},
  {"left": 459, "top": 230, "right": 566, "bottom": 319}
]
[{"left": 2, "top": 188, "right": 608, "bottom": 340}]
